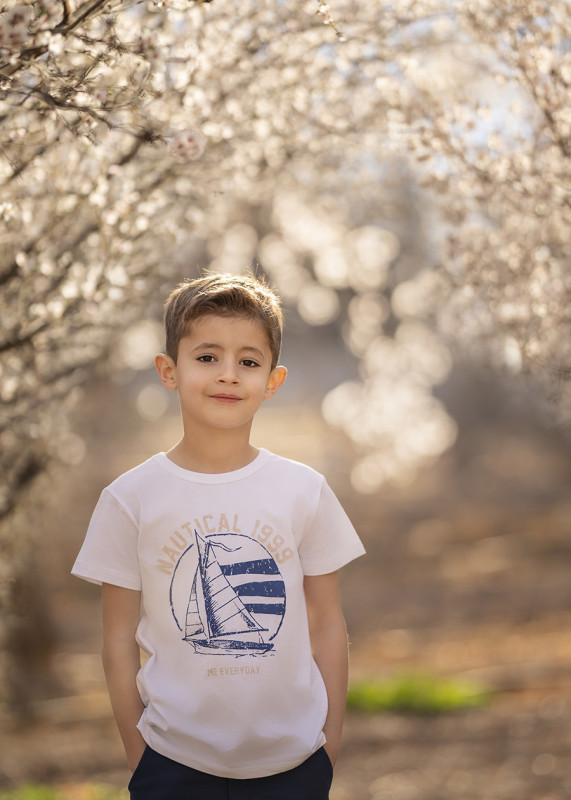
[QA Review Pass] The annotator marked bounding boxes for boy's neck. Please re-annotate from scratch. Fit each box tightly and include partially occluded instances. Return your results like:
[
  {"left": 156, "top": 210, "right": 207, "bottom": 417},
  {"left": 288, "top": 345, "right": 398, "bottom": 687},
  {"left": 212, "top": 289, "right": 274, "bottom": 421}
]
[{"left": 165, "top": 431, "right": 259, "bottom": 474}]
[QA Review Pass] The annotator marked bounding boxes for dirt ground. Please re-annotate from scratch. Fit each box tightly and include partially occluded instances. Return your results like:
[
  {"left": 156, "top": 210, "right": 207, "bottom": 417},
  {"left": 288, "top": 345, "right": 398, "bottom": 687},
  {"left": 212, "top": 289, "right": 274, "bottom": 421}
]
[{"left": 3, "top": 398, "right": 571, "bottom": 800}]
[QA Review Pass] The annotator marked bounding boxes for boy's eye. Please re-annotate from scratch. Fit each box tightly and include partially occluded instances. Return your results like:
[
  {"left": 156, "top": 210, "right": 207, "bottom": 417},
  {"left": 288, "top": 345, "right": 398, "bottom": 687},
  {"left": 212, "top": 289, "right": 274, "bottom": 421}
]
[
  {"left": 241, "top": 359, "right": 260, "bottom": 368},
  {"left": 197, "top": 355, "right": 216, "bottom": 363}
]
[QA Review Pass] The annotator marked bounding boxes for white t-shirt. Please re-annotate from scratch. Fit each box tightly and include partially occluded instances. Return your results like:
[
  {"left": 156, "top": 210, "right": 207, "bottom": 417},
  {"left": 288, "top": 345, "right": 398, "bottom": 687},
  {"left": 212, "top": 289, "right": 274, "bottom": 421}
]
[{"left": 72, "top": 448, "right": 365, "bottom": 779}]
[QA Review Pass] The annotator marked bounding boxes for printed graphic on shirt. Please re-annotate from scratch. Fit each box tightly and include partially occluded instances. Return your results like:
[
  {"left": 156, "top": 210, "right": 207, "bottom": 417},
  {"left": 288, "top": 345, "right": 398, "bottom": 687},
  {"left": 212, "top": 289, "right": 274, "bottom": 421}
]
[{"left": 169, "top": 532, "right": 286, "bottom": 656}]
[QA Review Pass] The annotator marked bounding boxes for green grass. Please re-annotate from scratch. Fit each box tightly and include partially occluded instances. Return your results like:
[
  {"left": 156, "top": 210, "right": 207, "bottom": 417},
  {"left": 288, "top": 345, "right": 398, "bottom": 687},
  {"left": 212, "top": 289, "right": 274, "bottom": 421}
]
[
  {"left": 347, "top": 672, "right": 491, "bottom": 715},
  {"left": 0, "top": 790, "right": 58, "bottom": 800},
  {"left": 0, "top": 786, "right": 127, "bottom": 800}
]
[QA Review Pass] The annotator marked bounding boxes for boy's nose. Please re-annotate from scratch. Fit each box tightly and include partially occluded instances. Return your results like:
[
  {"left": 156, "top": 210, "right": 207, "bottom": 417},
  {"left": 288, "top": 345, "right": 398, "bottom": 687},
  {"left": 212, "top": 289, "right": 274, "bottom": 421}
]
[{"left": 216, "top": 361, "right": 239, "bottom": 383}]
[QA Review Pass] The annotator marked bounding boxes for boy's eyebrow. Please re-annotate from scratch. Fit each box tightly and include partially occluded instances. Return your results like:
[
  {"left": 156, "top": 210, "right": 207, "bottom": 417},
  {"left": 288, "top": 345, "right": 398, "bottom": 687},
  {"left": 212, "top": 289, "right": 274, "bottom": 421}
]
[{"left": 192, "top": 342, "right": 267, "bottom": 359}]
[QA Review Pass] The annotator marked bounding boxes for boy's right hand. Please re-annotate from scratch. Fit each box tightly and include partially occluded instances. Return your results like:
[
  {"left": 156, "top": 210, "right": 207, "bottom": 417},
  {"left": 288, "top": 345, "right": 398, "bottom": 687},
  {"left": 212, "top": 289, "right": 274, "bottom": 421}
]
[
  {"left": 101, "top": 584, "right": 146, "bottom": 774},
  {"left": 128, "top": 738, "right": 148, "bottom": 773}
]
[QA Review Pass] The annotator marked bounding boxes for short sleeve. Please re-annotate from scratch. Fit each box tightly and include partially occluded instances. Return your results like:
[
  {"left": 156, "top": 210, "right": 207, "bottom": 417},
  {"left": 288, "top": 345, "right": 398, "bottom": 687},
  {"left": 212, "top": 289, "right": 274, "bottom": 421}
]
[
  {"left": 298, "top": 480, "right": 365, "bottom": 576},
  {"left": 71, "top": 488, "right": 142, "bottom": 590}
]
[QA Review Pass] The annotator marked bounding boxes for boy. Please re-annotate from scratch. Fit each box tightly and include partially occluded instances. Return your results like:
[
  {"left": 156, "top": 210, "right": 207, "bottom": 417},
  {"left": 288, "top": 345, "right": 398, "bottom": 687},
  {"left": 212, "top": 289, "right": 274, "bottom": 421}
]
[{"left": 72, "top": 272, "right": 365, "bottom": 799}]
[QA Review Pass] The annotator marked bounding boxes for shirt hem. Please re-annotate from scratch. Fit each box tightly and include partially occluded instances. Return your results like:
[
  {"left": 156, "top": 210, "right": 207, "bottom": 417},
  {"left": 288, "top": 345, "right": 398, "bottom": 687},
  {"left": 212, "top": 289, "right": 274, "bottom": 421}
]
[
  {"left": 302, "top": 542, "right": 366, "bottom": 576},
  {"left": 71, "top": 562, "right": 141, "bottom": 591},
  {"left": 140, "top": 729, "right": 324, "bottom": 779}
]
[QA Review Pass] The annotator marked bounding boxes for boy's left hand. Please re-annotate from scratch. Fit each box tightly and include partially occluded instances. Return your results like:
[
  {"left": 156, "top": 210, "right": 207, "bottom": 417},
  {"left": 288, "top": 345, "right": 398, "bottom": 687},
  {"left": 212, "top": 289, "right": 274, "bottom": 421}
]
[{"left": 304, "top": 572, "right": 348, "bottom": 774}]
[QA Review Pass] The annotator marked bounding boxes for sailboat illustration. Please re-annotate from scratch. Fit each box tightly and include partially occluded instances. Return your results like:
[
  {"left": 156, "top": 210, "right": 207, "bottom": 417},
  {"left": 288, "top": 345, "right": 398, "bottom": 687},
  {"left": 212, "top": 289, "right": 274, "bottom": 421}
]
[{"left": 184, "top": 532, "right": 274, "bottom": 655}]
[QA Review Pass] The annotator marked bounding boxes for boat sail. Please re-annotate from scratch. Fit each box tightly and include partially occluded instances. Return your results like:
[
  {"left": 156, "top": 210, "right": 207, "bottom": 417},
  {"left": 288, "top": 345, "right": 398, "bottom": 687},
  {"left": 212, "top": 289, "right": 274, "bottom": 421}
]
[{"left": 184, "top": 532, "right": 274, "bottom": 655}]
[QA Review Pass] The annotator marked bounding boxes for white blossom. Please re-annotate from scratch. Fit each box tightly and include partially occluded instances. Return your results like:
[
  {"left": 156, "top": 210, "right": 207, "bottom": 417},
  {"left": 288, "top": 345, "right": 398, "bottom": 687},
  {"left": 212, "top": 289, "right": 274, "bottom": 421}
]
[
  {"left": 166, "top": 129, "right": 207, "bottom": 161},
  {"left": 0, "top": 4, "right": 33, "bottom": 51},
  {"left": 47, "top": 32, "right": 63, "bottom": 55}
]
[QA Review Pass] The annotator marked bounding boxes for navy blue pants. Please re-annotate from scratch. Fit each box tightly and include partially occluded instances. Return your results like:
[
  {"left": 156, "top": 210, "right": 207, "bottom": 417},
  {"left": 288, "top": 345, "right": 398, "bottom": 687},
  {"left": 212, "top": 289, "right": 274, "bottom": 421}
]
[{"left": 128, "top": 745, "right": 333, "bottom": 800}]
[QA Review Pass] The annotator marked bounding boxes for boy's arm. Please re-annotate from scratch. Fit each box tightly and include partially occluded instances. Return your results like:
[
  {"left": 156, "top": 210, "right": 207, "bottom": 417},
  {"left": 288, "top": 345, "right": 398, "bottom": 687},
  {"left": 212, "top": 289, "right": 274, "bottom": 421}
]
[
  {"left": 102, "top": 583, "right": 146, "bottom": 772},
  {"left": 304, "top": 571, "right": 349, "bottom": 768}
]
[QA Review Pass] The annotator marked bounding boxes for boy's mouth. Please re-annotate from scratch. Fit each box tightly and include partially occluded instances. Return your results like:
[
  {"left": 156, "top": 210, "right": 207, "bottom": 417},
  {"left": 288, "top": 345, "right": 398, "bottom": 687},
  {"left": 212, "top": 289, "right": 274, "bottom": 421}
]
[{"left": 210, "top": 393, "right": 242, "bottom": 402}]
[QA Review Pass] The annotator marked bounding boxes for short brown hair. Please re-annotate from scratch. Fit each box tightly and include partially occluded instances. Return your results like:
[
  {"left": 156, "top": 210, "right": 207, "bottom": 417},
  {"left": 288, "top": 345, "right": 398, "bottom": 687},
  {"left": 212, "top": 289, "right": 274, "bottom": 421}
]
[{"left": 163, "top": 272, "right": 283, "bottom": 368}]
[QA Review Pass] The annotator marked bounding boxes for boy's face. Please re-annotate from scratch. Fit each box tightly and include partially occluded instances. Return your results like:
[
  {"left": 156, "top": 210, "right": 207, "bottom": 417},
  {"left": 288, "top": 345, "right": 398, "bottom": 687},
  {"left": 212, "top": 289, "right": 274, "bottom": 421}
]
[{"left": 156, "top": 314, "right": 286, "bottom": 435}]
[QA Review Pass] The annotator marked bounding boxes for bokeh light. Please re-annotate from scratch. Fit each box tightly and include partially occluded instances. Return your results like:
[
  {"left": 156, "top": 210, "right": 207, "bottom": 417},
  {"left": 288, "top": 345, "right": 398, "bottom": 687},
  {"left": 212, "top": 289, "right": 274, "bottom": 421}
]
[
  {"left": 136, "top": 384, "right": 170, "bottom": 421},
  {"left": 116, "top": 321, "right": 164, "bottom": 372}
]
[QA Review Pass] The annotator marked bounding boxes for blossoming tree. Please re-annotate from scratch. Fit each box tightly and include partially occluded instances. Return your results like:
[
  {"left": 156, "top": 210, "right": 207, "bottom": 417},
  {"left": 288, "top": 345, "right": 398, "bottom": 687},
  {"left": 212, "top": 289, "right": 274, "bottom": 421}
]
[{"left": 0, "top": 0, "right": 569, "bottom": 712}]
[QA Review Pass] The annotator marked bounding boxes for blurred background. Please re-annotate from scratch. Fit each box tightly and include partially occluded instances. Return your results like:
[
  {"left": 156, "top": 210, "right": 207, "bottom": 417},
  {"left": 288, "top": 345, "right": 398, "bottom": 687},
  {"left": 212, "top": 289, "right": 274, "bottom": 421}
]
[{"left": 1, "top": 1, "right": 571, "bottom": 798}]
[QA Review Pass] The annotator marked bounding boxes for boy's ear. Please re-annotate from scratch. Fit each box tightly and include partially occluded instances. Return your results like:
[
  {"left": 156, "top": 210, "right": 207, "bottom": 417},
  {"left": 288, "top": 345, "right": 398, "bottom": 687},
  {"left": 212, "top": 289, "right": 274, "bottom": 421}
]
[
  {"left": 264, "top": 365, "right": 287, "bottom": 400},
  {"left": 155, "top": 353, "right": 178, "bottom": 391}
]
